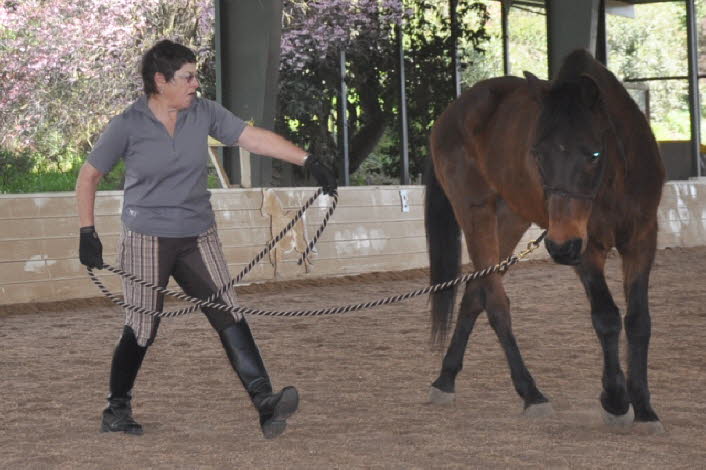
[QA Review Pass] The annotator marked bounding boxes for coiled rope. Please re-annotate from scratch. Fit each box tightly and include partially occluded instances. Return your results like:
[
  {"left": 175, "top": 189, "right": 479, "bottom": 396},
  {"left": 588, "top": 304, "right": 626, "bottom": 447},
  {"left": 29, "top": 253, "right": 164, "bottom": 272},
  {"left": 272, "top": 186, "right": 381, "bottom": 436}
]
[{"left": 87, "top": 189, "right": 546, "bottom": 318}]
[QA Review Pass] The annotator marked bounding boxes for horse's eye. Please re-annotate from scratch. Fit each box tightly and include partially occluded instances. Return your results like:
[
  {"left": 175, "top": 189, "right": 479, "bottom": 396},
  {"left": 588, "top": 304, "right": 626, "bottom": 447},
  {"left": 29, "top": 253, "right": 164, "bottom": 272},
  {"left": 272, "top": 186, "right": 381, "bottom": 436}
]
[{"left": 591, "top": 151, "right": 601, "bottom": 162}]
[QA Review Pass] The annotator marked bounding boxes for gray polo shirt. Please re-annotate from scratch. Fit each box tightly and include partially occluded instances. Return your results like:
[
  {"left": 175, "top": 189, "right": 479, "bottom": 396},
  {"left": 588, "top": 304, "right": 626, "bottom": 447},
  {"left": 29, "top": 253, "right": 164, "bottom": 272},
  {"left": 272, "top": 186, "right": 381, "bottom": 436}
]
[{"left": 88, "top": 95, "right": 246, "bottom": 237}]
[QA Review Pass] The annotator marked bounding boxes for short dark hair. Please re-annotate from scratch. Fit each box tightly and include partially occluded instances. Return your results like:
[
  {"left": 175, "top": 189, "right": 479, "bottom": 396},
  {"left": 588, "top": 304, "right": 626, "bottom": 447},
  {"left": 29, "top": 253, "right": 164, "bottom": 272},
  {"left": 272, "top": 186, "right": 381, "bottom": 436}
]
[{"left": 140, "top": 40, "right": 197, "bottom": 95}]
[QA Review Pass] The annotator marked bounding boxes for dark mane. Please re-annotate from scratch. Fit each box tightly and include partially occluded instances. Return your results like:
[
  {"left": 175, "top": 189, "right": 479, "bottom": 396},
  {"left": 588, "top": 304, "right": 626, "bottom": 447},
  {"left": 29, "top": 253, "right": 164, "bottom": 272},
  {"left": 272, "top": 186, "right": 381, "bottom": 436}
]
[
  {"left": 536, "top": 50, "right": 614, "bottom": 140},
  {"left": 554, "top": 49, "right": 637, "bottom": 120},
  {"left": 555, "top": 49, "right": 598, "bottom": 83},
  {"left": 552, "top": 49, "right": 664, "bottom": 193},
  {"left": 537, "top": 80, "right": 591, "bottom": 139}
]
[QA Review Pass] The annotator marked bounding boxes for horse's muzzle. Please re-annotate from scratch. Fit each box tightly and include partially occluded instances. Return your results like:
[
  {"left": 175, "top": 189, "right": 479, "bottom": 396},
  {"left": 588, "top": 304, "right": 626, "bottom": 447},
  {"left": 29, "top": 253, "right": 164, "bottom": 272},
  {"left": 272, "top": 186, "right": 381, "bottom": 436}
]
[{"left": 544, "top": 238, "right": 583, "bottom": 265}]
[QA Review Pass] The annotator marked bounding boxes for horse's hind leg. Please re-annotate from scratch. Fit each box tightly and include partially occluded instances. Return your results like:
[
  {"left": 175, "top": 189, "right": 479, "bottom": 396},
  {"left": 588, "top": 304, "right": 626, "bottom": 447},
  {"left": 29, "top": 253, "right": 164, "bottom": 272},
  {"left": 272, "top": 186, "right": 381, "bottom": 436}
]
[
  {"left": 496, "top": 201, "right": 553, "bottom": 416},
  {"left": 482, "top": 202, "right": 550, "bottom": 414},
  {"left": 575, "top": 244, "right": 633, "bottom": 428},
  {"left": 619, "top": 228, "right": 664, "bottom": 434},
  {"left": 429, "top": 281, "right": 485, "bottom": 404},
  {"left": 431, "top": 200, "right": 550, "bottom": 414}
]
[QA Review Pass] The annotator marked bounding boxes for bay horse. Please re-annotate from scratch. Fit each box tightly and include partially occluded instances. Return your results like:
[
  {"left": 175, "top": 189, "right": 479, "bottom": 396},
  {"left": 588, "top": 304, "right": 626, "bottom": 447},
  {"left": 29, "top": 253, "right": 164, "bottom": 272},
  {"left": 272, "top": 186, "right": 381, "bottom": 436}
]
[{"left": 425, "top": 49, "right": 665, "bottom": 432}]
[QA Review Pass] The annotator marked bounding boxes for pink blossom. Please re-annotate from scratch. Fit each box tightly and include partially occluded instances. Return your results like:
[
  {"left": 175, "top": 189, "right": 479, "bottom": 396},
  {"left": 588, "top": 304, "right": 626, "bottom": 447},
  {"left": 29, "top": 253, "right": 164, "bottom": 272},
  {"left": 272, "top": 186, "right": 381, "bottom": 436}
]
[{"left": 0, "top": 0, "right": 216, "bottom": 150}]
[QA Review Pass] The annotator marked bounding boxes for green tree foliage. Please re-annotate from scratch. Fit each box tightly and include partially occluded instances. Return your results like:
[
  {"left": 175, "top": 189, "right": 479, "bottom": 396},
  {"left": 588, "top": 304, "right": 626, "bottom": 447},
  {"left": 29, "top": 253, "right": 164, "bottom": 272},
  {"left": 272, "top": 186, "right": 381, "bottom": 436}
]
[
  {"left": 395, "top": 1, "right": 490, "bottom": 179},
  {"left": 606, "top": 2, "right": 693, "bottom": 140},
  {"left": 461, "top": 2, "right": 547, "bottom": 92},
  {"left": 2, "top": 0, "right": 704, "bottom": 193},
  {"left": 277, "top": 0, "right": 489, "bottom": 181},
  {"left": 0, "top": 0, "right": 215, "bottom": 193},
  {"left": 466, "top": 1, "right": 699, "bottom": 142},
  {"left": 0, "top": 0, "right": 215, "bottom": 157}
]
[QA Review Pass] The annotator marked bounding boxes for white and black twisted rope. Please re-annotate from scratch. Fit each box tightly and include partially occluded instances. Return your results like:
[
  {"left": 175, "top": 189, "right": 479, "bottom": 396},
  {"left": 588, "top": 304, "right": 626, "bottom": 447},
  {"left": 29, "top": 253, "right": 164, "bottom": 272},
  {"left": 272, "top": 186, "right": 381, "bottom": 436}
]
[
  {"left": 88, "top": 251, "right": 521, "bottom": 318},
  {"left": 297, "top": 190, "right": 337, "bottom": 266},
  {"left": 87, "top": 189, "right": 338, "bottom": 318},
  {"left": 211, "top": 254, "right": 521, "bottom": 317},
  {"left": 88, "top": 189, "right": 546, "bottom": 318}
]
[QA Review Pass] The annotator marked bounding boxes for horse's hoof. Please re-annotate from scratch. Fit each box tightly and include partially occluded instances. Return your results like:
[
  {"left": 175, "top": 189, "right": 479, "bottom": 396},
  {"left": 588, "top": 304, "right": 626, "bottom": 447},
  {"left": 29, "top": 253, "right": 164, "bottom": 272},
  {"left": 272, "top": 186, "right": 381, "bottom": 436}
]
[
  {"left": 601, "top": 404, "right": 634, "bottom": 428},
  {"left": 523, "top": 402, "right": 554, "bottom": 418},
  {"left": 633, "top": 420, "right": 666, "bottom": 435},
  {"left": 428, "top": 387, "right": 455, "bottom": 405}
]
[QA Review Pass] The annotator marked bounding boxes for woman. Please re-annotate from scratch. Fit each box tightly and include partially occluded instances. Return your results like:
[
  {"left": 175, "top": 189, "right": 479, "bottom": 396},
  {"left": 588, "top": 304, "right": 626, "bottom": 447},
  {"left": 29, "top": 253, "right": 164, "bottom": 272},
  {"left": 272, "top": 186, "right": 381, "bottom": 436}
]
[{"left": 75, "top": 39, "right": 336, "bottom": 439}]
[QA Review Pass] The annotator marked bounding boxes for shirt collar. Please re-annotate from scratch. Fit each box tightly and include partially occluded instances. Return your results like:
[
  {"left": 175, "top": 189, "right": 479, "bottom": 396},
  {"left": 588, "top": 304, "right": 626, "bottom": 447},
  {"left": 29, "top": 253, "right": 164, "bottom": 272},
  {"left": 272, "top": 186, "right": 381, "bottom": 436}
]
[{"left": 132, "top": 94, "right": 198, "bottom": 120}]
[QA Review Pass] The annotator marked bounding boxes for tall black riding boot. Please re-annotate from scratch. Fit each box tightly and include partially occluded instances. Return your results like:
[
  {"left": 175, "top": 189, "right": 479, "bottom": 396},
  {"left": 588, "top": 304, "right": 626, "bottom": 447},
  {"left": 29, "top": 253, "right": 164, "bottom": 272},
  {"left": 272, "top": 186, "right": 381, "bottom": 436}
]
[
  {"left": 101, "top": 326, "right": 147, "bottom": 436},
  {"left": 218, "top": 320, "right": 299, "bottom": 439}
]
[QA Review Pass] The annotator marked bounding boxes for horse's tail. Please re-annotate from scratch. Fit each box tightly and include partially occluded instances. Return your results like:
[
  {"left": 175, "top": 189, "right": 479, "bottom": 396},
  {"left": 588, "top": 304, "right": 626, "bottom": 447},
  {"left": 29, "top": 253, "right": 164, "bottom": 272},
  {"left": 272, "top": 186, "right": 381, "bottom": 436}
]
[{"left": 424, "top": 158, "right": 461, "bottom": 349}]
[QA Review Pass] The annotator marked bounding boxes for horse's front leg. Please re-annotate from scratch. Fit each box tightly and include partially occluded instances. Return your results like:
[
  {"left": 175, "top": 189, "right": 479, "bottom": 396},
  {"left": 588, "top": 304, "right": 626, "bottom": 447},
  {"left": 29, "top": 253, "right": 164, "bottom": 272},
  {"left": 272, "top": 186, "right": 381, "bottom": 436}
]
[
  {"left": 575, "top": 246, "right": 632, "bottom": 427},
  {"left": 619, "top": 229, "right": 664, "bottom": 433}
]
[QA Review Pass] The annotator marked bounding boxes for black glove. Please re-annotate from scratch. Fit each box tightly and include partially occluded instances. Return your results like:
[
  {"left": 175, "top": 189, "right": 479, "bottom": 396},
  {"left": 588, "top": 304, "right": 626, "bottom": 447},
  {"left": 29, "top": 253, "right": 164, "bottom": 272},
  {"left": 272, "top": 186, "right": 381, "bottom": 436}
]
[
  {"left": 79, "top": 226, "right": 104, "bottom": 269},
  {"left": 304, "top": 154, "right": 338, "bottom": 196}
]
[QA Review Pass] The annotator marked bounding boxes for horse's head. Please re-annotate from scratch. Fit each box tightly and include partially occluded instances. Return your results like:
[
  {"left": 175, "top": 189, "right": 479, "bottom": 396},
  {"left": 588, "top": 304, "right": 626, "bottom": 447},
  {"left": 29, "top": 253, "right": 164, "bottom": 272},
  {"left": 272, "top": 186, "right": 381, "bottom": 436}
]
[{"left": 526, "top": 72, "right": 611, "bottom": 265}]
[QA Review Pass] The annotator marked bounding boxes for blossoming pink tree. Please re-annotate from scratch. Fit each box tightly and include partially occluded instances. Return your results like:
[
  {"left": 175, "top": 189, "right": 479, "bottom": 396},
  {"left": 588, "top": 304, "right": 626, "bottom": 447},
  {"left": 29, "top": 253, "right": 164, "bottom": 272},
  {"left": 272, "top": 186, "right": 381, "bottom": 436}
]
[
  {"left": 1, "top": 0, "right": 489, "bottom": 184},
  {"left": 0, "top": 0, "right": 214, "bottom": 155}
]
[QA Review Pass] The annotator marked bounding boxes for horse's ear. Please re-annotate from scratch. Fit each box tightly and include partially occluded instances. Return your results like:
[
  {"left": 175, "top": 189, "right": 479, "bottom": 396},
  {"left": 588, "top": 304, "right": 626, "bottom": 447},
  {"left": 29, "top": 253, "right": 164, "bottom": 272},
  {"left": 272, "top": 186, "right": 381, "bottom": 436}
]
[
  {"left": 523, "top": 71, "right": 547, "bottom": 102},
  {"left": 578, "top": 73, "right": 601, "bottom": 109}
]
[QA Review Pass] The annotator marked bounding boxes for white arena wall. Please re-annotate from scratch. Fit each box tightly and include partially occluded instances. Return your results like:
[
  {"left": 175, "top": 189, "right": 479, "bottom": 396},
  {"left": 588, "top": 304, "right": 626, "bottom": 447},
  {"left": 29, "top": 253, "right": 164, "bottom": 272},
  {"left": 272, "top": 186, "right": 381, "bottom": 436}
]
[{"left": 1, "top": 180, "right": 705, "bottom": 307}]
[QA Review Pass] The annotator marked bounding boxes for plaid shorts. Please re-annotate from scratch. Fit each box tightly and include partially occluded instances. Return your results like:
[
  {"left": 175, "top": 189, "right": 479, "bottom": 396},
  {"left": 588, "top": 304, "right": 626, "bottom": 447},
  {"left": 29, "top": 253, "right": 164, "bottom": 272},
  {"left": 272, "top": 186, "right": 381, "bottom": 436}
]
[{"left": 116, "top": 225, "right": 242, "bottom": 346}]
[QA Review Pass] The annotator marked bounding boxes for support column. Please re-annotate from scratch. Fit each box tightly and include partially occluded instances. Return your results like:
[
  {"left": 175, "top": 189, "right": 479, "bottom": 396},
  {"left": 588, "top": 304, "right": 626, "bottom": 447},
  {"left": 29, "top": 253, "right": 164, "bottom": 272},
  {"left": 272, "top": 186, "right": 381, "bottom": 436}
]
[
  {"left": 686, "top": 0, "right": 703, "bottom": 177},
  {"left": 546, "top": 0, "right": 600, "bottom": 78},
  {"left": 338, "top": 49, "right": 350, "bottom": 187},
  {"left": 501, "top": 0, "right": 510, "bottom": 76},
  {"left": 450, "top": 0, "right": 461, "bottom": 97},
  {"left": 216, "top": 0, "right": 283, "bottom": 187},
  {"left": 397, "top": 24, "right": 410, "bottom": 185},
  {"left": 596, "top": 0, "right": 607, "bottom": 66}
]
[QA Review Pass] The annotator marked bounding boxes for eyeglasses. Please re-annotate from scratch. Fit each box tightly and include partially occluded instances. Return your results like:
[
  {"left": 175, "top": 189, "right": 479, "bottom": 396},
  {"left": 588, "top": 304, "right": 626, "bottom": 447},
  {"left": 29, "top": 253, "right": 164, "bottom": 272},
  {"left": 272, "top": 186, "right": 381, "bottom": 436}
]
[{"left": 174, "top": 72, "right": 198, "bottom": 84}]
